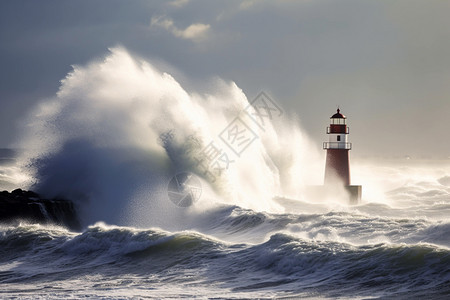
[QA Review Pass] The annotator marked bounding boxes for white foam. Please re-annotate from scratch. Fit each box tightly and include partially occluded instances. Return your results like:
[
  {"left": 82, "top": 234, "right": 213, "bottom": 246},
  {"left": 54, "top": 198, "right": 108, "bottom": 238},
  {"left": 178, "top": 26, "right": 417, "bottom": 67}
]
[{"left": 14, "top": 47, "right": 321, "bottom": 228}]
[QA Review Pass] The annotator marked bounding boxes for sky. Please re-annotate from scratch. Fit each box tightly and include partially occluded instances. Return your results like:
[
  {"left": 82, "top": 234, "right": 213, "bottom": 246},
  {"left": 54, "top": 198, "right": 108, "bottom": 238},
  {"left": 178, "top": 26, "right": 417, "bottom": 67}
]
[{"left": 0, "top": 0, "right": 449, "bottom": 158}]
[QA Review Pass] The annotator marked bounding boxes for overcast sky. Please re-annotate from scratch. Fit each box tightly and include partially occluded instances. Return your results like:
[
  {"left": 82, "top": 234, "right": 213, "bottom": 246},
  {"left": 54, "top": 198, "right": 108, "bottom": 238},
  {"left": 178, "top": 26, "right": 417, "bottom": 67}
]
[{"left": 1, "top": 0, "right": 449, "bottom": 158}]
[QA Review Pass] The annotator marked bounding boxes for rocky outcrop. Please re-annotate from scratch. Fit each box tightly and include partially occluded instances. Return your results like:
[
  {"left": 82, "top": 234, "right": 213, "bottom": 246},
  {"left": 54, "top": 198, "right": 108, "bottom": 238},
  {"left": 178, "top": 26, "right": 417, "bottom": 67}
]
[{"left": 0, "top": 189, "right": 81, "bottom": 231}]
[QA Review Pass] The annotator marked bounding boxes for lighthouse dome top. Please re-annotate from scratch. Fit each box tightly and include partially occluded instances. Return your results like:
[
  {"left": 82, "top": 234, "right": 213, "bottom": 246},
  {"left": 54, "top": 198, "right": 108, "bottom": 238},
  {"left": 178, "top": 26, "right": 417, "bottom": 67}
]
[{"left": 331, "top": 108, "right": 346, "bottom": 119}]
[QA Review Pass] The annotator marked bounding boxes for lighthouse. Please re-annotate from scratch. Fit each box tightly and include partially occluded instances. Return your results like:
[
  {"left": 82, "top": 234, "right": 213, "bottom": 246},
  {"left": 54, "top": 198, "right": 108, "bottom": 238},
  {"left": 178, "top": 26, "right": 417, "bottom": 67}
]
[
  {"left": 323, "top": 108, "right": 351, "bottom": 185},
  {"left": 323, "top": 108, "right": 361, "bottom": 204}
]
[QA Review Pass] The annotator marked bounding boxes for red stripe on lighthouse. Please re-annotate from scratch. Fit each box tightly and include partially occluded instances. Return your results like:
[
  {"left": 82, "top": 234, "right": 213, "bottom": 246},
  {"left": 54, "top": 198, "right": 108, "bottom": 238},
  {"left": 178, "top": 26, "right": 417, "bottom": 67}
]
[{"left": 324, "top": 149, "right": 350, "bottom": 186}]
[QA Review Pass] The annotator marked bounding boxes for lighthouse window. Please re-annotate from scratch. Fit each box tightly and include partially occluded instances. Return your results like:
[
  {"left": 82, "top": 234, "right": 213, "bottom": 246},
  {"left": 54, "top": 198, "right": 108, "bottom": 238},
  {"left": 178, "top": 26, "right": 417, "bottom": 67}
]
[
  {"left": 331, "top": 118, "right": 346, "bottom": 125},
  {"left": 337, "top": 136, "right": 341, "bottom": 141}
]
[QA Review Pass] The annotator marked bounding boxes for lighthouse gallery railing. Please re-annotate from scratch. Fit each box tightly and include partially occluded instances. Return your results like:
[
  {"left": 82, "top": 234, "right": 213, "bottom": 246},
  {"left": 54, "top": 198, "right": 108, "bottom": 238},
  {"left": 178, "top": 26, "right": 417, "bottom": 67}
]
[{"left": 323, "top": 142, "right": 352, "bottom": 150}]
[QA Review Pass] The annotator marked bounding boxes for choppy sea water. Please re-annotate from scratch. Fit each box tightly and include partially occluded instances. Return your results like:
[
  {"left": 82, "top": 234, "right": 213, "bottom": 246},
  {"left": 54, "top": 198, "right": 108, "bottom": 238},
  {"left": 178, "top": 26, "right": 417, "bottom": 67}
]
[
  {"left": 1, "top": 158, "right": 450, "bottom": 299},
  {"left": 1, "top": 49, "right": 449, "bottom": 299}
]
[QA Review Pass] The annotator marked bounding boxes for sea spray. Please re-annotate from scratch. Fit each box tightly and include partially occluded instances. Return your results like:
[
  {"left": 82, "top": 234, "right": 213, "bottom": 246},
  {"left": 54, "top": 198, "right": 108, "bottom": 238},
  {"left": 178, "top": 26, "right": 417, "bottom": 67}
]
[
  {"left": 15, "top": 47, "right": 321, "bottom": 228},
  {"left": 1, "top": 46, "right": 449, "bottom": 300}
]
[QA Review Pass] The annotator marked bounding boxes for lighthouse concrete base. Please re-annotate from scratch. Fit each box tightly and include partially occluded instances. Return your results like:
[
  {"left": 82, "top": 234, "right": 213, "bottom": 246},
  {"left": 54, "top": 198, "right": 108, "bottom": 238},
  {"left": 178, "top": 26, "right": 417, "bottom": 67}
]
[
  {"left": 345, "top": 185, "right": 362, "bottom": 205},
  {"left": 304, "top": 185, "right": 362, "bottom": 205}
]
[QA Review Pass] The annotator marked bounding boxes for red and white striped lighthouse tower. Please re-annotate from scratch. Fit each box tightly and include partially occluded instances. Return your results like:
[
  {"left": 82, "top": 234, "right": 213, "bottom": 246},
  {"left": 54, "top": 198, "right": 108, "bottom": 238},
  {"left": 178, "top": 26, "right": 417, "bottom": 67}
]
[
  {"left": 323, "top": 108, "right": 352, "bottom": 186},
  {"left": 322, "top": 108, "right": 361, "bottom": 204}
]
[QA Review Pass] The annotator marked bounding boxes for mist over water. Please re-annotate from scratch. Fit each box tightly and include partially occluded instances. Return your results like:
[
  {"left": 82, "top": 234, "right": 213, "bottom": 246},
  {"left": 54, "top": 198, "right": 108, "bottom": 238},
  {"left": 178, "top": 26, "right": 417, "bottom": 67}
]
[
  {"left": 2, "top": 48, "right": 449, "bottom": 299},
  {"left": 10, "top": 47, "right": 450, "bottom": 228},
  {"left": 14, "top": 47, "right": 321, "bottom": 229}
]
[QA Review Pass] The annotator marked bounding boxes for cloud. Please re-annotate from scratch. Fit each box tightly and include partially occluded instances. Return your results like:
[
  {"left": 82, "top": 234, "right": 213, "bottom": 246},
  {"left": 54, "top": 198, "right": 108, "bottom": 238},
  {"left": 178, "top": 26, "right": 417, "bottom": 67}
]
[
  {"left": 239, "top": 0, "right": 257, "bottom": 10},
  {"left": 150, "top": 16, "right": 210, "bottom": 42},
  {"left": 168, "top": 0, "right": 189, "bottom": 8},
  {"left": 2, "top": 0, "right": 450, "bottom": 157}
]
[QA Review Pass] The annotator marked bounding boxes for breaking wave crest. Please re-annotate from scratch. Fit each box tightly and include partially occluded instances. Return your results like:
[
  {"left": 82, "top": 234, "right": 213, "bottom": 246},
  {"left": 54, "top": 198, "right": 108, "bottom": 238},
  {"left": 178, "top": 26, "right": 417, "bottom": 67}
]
[
  {"left": 1, "top": 222, "right": 449, "bottom": 298},
  {"left": 15, "top": 47, "right": 320, "bottom": 228},
  {"left": 3, "top": 46, "right": 450, "bottom": 299}
]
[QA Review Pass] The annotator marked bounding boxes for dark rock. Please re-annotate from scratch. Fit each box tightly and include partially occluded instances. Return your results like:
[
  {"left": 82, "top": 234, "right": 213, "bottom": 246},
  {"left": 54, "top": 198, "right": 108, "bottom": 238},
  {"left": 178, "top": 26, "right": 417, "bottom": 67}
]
[{"left": 0, "top": 189, "right": 81, "bottom": 231}]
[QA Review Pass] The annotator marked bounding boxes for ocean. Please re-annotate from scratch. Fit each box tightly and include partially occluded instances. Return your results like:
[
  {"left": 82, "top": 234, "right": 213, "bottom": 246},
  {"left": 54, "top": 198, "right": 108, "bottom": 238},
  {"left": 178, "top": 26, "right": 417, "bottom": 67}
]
[
  {"left": 1, "top": 48, "right": 449, "bottom": 299},
  {"left": 1, "top": 165, "right": 450, "bottom": 299}
]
